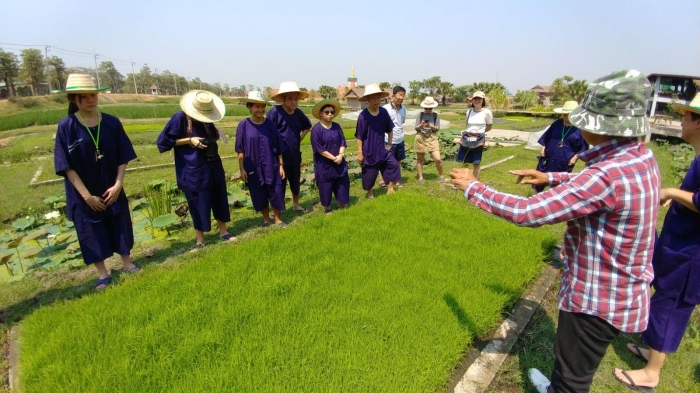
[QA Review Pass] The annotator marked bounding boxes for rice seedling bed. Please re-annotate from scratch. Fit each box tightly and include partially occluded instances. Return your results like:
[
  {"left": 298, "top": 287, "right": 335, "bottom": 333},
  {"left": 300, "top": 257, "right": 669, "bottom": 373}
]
[{"left": 18, "top": 191, "right": 555, "bottom": 392}]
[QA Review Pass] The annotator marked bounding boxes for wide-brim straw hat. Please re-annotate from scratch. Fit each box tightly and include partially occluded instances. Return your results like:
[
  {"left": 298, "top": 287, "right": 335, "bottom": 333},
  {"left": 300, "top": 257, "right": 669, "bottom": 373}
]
[
  {"left": 672, "top": 93, "right": 700, "bottom": 116},
  {"left": 238, "top": 91, "right": 267, "bottom": 105},
  {"left": 59, "top": 73, "right": 109, "bottom": 94},
  {"left": 470, "top": 91, "right": 486, "bottom": 100},
  {"left": 420, "top": 96, "right": 439, "bottom": 108},
  {"left": 179, "top": 90, "right": 225, "bottom": 123},
  {"left": 569, "top": 69, "right": 651, "bottom": 137},
  {"left": 553, "top": 100, "right": 579, "bottom": 114},
  {"left": 359, "top": 83, "right": 390, "bottom": 101},
  {"left": 271, "top": 81, "right": 309, "bottom": 102},
  {"left": 312, "top": 99, "right": 342, "bottom": 120}
]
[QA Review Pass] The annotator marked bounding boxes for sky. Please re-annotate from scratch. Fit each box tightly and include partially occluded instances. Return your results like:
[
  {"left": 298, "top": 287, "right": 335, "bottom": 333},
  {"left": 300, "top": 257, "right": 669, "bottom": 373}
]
[{"left": 2, "top": 0, "right": 699, "bottom": 92}]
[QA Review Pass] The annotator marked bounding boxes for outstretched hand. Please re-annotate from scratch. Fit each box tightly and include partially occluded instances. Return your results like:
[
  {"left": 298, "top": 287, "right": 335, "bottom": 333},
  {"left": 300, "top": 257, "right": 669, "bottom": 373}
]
[
  {"left": 449, "top": 168, "right": 476, "bottom": 191},
  {"left": 509, "top": 169, "right": 548, "bottom": 186}
]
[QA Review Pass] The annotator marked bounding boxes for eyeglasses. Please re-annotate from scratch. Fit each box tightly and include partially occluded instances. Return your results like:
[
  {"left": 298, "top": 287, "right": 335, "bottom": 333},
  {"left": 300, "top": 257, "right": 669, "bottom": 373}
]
[{"left": 322, "top": 111, "right": 335, "bottom": 115}]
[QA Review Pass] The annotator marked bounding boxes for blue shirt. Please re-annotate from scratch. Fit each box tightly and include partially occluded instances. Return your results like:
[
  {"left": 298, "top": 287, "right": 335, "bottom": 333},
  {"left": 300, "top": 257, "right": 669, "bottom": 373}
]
[
  {"left": 310, "top": 122, "right": 348, "bottom": 181},
  {"left": 355, "top": 107, "right": 394, "bottom": 166},
  {"left": 266, "top": 105, "right": 312, "bottom": 166},
  {"left": 382, "top": 102, "right": 406, "bottom": 144},
  {"left": 235, "top": 118, "right": 284, "bottom": 186}
]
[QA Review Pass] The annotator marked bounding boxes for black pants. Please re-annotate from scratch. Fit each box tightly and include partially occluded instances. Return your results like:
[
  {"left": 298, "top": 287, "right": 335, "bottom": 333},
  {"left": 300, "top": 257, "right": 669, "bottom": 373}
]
[{"left": 548, "top": 311, "right": 620, "bottom": 393}]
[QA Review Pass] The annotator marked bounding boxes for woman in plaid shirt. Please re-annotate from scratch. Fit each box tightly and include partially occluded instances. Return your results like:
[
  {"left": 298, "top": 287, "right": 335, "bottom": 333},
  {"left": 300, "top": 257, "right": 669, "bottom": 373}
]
[{"left": 451, "top": 70, "right": 660, "bottom": 393}]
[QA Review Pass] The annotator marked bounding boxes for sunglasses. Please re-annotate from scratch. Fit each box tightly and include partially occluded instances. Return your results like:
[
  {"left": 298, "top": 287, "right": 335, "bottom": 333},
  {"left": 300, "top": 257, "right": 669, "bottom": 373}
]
[{"left": 322, "top": 110, "right": 335, "bottom": 115}]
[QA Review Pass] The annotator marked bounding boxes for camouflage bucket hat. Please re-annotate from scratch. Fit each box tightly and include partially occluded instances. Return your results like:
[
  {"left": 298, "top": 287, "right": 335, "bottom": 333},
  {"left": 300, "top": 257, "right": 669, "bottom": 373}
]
[{"left": 568, "top": 70, "right": 652, "bottom": 137}]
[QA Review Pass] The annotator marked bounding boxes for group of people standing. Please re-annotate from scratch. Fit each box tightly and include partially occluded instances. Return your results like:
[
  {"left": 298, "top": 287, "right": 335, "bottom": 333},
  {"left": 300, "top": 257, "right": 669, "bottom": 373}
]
[{"left": 52, "top": 71, "right": 699, "bottom": 393}]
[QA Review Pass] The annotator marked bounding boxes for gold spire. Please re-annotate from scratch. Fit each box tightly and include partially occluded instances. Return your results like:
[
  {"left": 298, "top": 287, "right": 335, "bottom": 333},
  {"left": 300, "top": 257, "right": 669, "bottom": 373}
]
[{"left": 350, "top": 65, "right": 355, "bottom": 78}]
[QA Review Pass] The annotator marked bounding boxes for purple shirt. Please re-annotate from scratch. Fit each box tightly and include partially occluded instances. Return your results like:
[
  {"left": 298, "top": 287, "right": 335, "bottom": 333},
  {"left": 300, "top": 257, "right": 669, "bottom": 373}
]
[
  {"left": 54, "top": 113, "right": 136, "bottom": 222},
  {"left": 266, "top": 105, "right": 311, "bottom": 166},
  {"left": 652, "top": 155, "right": 700, "bottom": 303},
  {"left": 156, "top": 111, "right": 226, "bottom": 192},
  {"left": 235, "top": 118, "right": 284, "bottom": 185},
  {"left": 310, "top": 122, "right": 348, "bottom": 181},
  {"left": 538, "top": 118, "right": 588, "bottom": 170},
  {"left": 354, "top": 107, "right": 393, "bottom": 166}
]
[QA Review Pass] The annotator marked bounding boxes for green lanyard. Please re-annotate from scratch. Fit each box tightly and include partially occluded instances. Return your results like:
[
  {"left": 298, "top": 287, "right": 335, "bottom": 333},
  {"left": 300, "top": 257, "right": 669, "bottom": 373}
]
[
  {"left": 559, "top": 125, "right": 572, "bottom": 148},
  {"left": 76, "top": 112, "right": 103, "bottom": 160}
]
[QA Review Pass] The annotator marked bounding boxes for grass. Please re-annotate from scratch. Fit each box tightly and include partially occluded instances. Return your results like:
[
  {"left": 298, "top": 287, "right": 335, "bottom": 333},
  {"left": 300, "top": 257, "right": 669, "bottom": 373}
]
[{"left": 18, "top": 191, "right": 556, "bottom": 392}]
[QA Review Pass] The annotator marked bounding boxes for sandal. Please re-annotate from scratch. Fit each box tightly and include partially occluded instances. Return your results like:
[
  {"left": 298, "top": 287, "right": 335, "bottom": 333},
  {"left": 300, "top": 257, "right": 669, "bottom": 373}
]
[
  {"left": 418, "top": 179, "right": 424, "bottom": 184},
  {"left": 189, "top": 243, "right": 206, "bottom": 253},
  {"left": 439, "top": 176, "right": 446, "bottom": 183},
  {"left": 125, "top": 264, "right": 141, "bottom": 274},
  {"left": 261, "top": 222, "right": 270, "bottom": 228},
  {"left": 220, "top": 233, "right": 238, "bottom": 242},
  {"left": 379, "top": 182, "right": 387, "bottom": 187},
  {"left": 627, "top": 343, "right": 649, "bottom": 362},
  {"left": 277, "top": 222, "right": 288, "bottom": 228},
  {"left": 613, "top": 369, "right": 656, "bottom": 392},
  {"left": 293, "top": 207, "right": 309, "bottom": 213},
  {"left": 95, "top": 275, "right": 112, "bottom": 290}
]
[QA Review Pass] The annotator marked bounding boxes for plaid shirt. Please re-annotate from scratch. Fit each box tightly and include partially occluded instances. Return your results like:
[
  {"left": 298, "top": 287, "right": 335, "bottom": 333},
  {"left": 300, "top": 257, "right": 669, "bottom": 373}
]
[{"left": 464, "top": 138, "right": 660, "bottom": 332}]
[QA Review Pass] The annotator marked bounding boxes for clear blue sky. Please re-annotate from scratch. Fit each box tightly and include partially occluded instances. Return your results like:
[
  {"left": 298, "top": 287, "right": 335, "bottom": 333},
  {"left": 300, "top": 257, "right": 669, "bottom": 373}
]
[{"left": 2, "top": 0, "right": 699, "bottom": 92}]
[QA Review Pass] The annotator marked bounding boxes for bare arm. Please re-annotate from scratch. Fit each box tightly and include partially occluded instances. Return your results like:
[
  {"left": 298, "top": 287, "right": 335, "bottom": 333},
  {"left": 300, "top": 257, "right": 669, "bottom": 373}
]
[
  {"left": 176, "top": 137, "right": 207, "bottom": 149},
  {"left": 238, "top": 152, "right": 247, "bottom": 182},
  {"left": 356, "top": 139, "right": 364, "bottom": 164},
  {"left": 661, "top": 188, "right": 699, "bottom": 212},
  {"left": 300, "top": 129, "right": 310, "bottom": 141},
  {"left": 65, "top": 168, "right": 106, "bottom": 211}
]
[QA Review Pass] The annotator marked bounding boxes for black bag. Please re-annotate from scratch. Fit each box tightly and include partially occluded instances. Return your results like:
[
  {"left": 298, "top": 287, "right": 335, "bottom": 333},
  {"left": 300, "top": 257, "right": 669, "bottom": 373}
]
[{"left": 460, "top": 109, "right": 486, "bottom": 149}]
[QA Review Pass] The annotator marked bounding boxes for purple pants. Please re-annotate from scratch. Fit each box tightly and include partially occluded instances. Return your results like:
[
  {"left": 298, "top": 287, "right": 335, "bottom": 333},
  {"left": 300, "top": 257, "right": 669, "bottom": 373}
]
[
  {"left": 317, "top": 175, "right": 350, "bottom": 208},
  {"left": 283, "top": 164, "right": 301, "bottom": 196},
  {"left": 73, "top": 210, "right": 134, "bottom": 265},
  {"left": 361, "top": 156, "right": 401, "bottom": 190},
  {"left": 642, "top": 287, "right": 696, "bottom": 353},
  {"left": 184, "top": 181, "right": 230, "bottom": 232},
  {"left": 249, "top": 181, "right": 286, "bottom": 212}
]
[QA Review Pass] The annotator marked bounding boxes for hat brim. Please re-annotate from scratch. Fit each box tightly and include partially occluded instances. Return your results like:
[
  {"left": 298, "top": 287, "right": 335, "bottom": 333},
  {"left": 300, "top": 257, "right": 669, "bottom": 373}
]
[
  {"left": 180, "top": 90, "right": 226, "bottom": 123},
  {"left": 553, "top": 108, "right": 575, "bottom": 114},
  {"left": 568, "top": 105, "right": 649, "bottom": 137},
  {"left": 57, "top": 86, "right": 110, "bottom": 94},
  {"left": 312, "top": 100, "right": 342, "bottom": 120},
  {"left": 672, "top": 103, "right": 700, "bottom": 116},
  {"left": 238, "top": 98, "right": 268, "bottom": 105},
  {"left": 358, "top": 92, "right": 390, "bottom": 102},
  {"left": 271, "top": 91, "right": 310, "bottom": 102},
  {"left": 420, "top": 102, "right": 439, "bottom": 108}
]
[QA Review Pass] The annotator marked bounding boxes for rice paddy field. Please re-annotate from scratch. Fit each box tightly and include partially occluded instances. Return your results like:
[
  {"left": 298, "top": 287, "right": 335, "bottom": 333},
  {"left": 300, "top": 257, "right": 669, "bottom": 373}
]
[{"left": 18, "top": 191, "right": 556, "bottom": 392}]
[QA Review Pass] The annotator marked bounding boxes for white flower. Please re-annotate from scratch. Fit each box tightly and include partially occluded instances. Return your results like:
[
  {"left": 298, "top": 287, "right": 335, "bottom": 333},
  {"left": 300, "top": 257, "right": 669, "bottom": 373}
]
[
  {"left": 47, "top": 234, "right": 56, "bottom": 240},
  {"left": 44, "top": 211, "right": 60, "bottom": 220}
]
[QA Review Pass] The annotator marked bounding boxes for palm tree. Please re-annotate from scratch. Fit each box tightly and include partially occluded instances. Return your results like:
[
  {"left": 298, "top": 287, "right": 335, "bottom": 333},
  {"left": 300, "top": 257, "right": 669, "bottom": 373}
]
[
  {"left": 567, "top": 80, "right": 588, "bottom": 103},
  {"left": 438, "top": 81, "right": 454, "bottom": 106}
]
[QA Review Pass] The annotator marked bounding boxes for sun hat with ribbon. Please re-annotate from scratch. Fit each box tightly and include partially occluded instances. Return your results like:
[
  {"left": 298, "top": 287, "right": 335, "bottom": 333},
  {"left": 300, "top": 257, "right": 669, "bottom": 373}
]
[
  {"left": 179, "top": 90, "right": 225, "bottom": 123},
  {"left": 420, "top": 96, "right": 439, "bottom": 108},
  {"left": 239, "top": 91, "right": 267, "bottom": 105},
  {"left": 59, "top": 74, "right": 109, "bottom": 94},
  {"left": 271, "top": 81, "right": 309, "bottom": 102},
  {"left": 359, "top": 83, "right": 390, "bottom": 101},
  {"left": 672, "top": 93, "right": 700, "bottom": 116},
  {"left": 312, "top": 99, "right": 342, "bottom": 120},
  {"left": 568, "top": 69, "right": 652, "bottom": 137},
  {"left": 553, "top": 100, "right": 579, "bottom": 114}
]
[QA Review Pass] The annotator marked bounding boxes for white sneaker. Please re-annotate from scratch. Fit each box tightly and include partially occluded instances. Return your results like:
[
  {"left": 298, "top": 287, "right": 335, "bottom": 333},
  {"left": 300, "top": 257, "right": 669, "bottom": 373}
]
[{"left": 528, "top": 368, "right": 550, "bottom": 393}]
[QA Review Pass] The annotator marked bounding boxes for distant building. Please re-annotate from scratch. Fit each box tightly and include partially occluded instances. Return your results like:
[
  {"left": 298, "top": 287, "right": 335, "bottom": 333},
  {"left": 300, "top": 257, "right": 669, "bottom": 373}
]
[
  {"left": 646, "top": 73, "right": 699, "bottom": 117},
  {"left": 150, "top": 85, "right": 159, "bottom": 95},
  {"left": 1, "top": 80, "right": 50, "bottom": 98},
  {"left": 343, "top": 87, "right": 392, "bottom": 111},
  {"left": 529, "top": 85, "right": 552, "bottom": 107}
]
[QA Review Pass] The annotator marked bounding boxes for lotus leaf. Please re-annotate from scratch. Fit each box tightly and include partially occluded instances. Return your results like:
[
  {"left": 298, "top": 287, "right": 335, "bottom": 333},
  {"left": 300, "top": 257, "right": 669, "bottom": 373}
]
[
  {"left": 46, "top": 225, "right": 61, "bottom": 235},
  {"left": 43, "top": 196, "right": 60, "bottom": 205},
  {"left": 152, "top": 213, "right": 179, "bottom": 228},
  {"left": 148, "top": 179, "right": 165, "bottom": 189},
  {"left": 12, "top": 218, "right": 32, "bottom": 231},
  {"left": 55, "top": 202, "right": 66, "bottom": 209},
  {"left": 7, "top": 274, "right": 26, "bottom": 283},
  {"left": 21, "top": 247, "right": 43, "bottom": 259},
  {"left": 8, "top": 235, "right": 26, "bottom": 248},
  {"left": 1, "top": 254, "right": 12, "bottom": 265},
  {"left": 66, "top": 243, "right": 80, "bottom": 253},
  {"left": 25, "top": 228, "right": 48, "bottom": 242},
  {"left": 64, "top": 221, "right": 75, "bottom": 228},
  {"left": 54, "top": 233, "right": 73, "bottom": 244}
]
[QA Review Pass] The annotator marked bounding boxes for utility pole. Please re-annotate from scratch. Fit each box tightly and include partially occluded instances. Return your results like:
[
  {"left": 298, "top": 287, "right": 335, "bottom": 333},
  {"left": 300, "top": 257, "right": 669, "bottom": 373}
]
[
  {"left": 186, "top": 76, "right": 191, "bottom": 91},
  {"left": 131, "top": 60, "right": 138, "bottom": 94},
  {"left": 44, "top": 45, "right": 52, "bottom": 93},
  {"left": 154, "top": 68, "right": 159, "bottom": 95},
  {"left": 93, "top": 50, "right": 100, "bottom": 88},
  {"left": 173, "top": 74, "right": 178, "bottom": 95}
]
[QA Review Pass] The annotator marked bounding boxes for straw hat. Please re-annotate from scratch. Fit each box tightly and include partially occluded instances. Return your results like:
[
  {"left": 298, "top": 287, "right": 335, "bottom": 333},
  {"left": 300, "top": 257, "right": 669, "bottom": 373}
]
[
  {"left": 59, "top": 74, "right": 109, "bottom": 94},
  {"left": 569, "top": 69, "right": 651, "bottom": 137},
  {"left": 312, "top": 99, "right": 342, "bottom": 120},
  {"left": 359, "top": 83, "right": 390, "bottom": 101},
  {"left": 470, "top": 91, "right": 486, "bottom": 100},
  {"left": 553, "top": 100, "right": 579, "bottom": 114},
  {"left": 238, "top": 91, "right": 267, "bottom": 105},
  {"left": 179, "top": 90, "right": 225, "bottom": 123},
  {"left": 420, "top": 96, "right": 439, "bottom": 108},
  {"left": 672, "top": 93, "right": 700, "bottom": 116},
  {"left": 271, "top": 81, "right": 309, "bottom": 102}
]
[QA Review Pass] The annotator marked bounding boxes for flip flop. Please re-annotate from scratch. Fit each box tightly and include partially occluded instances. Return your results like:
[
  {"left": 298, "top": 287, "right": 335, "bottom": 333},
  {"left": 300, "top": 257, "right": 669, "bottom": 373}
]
[
  {"left": 260, "top": 222, "right": 270, "bottom": 228},
  {"left": 379, "top": 182, "right": 387, "bottom": 187},
  {"left": 189, "top": 243, "right": 206, "bottom": 253},
  {"left": 95, "top": 275, "right": 112, "bottom": 290},
  {"left": 293, "top": 207, "right": 309, "bottom": 213},
  {"left": 125, "top": 264, "right": 141, "bottom": 274},
  {"left": 277, "top": 222, "right": 288, "bottom": 228},
  {"left": 627, "top": 343, "right": 649, "bottom": 362},
  {"left": 439, "top": 176, "right": 446, "bottom": 183},
  {"left": 613, "top": 369, "right": 656, "bottom": 392},
  {"left": 395, "top": 183, "right": 404, "bottom": 188},
  {"left": 220, "top": 233, "right": 238, "bottom": 242},
  {"left": 418, "top": 179, "right": 424, "bottom": 184}
]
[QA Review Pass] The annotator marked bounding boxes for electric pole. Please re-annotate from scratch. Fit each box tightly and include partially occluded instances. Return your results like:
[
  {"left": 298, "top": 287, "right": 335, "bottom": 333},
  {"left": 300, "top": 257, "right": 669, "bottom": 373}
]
[
  {"left": 131, "top": 60, "right": 138, "bottom": 94},
  {"left": 93, "top": 50, "right": 100, "bottom": 88},
  {"left": 154, "top": 68, "right": 159, "bottom": 95},
  {"left": 44, "top": 45, "right": 52, "bottom": 93}
]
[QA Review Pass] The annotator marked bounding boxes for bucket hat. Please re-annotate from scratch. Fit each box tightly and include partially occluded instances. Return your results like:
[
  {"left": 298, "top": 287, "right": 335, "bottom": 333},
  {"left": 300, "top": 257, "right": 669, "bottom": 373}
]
[
  {"left": 239, "top": 91, "right": 267, "bottom": 105},
  {"left": 568, "top": 70, "right": 652, "bottom": 136},
  {"left": 420, "top": 96, "right": 439, "bottom": 108},
  {"left": 180, "top": 90, "right": 225, "bottom": 123},
  {"left": 553, "top": 100, "right": 579, "bottom": 114}
]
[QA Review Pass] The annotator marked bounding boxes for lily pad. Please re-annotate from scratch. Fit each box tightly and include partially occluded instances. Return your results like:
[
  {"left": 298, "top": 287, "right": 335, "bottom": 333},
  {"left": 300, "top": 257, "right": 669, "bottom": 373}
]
[
  {"left": 12, "top": 218, "right": 33, "bottom": 231},
  {"left": 152, "top": 213, "right": 179, "bottom": 229},
  {"left": 7, "top": 235, "right": 26, "bottom": 248},
  {"left": 54, "top": 233, "right": 73, "bottom": 244},
  {"left": 7, "top": 274, "right": 26, "bottom": 283},
  {"left": 0, "top": 254, "right": 12, "bottom": 265},
  {"left": 148, "top": 179, "right": 165, "bottom": 189},
  {"left": 64, "top": 221, "right": 74, "bottom": 228},
  {"left": 25, "top": 228, "right": 48, "bottom": 242},
  {"left": 20, "top": 247, "right": 43, "bottom": 259},
  {"left": 43, "top": 196, "right": 61, "bottom": 205}
]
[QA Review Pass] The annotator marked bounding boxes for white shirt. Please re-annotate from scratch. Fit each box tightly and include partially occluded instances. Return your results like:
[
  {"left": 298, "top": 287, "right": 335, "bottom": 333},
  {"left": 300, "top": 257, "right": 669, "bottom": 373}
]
[
  {"left": 383, "top": 102, "right": 406, "bottom": 144},
  {"left": 465, "top": 108, "right": 493, "bottom": 135}
]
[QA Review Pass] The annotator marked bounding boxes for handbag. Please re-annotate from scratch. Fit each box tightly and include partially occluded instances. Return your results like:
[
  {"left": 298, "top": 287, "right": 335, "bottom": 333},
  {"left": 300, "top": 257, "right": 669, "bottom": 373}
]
[{"left": 460, "top": 109, "right": 486, "bottom": 149}]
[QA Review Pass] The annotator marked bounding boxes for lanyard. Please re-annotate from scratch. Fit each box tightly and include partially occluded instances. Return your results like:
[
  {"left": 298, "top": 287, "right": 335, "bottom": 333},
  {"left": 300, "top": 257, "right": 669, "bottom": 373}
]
[{"left": 76, "top": 112, "right": 103, "bottom": 160}]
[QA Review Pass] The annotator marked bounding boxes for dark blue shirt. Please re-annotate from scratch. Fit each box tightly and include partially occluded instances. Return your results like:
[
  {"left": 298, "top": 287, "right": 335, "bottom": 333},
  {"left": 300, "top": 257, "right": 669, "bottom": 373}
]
[
  {"left": 310, "top": 122, "right": 348, "bottom": 181},
  {"left": 266, "top": 105, "right": 311, "bottom": 166},
  {"left": 235, "top": 118, "right": 284, "bottom": 186},
  {"left": 537, "top": 118, "right": 588, "bottom": 171},
  {"left": 355, "top": 107, "right": 394, "bottom": 166}
]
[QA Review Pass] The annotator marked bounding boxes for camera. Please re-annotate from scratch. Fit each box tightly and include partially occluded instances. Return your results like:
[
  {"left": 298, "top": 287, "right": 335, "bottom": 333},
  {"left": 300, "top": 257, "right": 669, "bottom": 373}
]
[{"left": 200, "top": 137, "right": 219, "bottom": 162}]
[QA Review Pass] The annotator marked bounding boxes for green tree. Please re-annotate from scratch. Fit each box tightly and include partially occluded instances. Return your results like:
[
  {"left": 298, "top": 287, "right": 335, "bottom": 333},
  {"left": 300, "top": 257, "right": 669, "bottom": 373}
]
[
  {"left": 20, "top": 48, "right": 45, "bottom": 95},
  {"left": 423, "top": 76, "right": 442, "bottom": 95},
  {"left": 138, "top": 65, "right": 153, "bottom": 94},
  {"left": 379, "top": 82, "right": 391, "bottom": 90},
  {"left": 567, "top": 80, "right": 588, "bottom": 103},
  {"left": 488, "top": 89, "right": 511, "bottom": 110},
  {"left": 46, "top": 56, "right": 66, "bottom": 90},
  {"left": 98, "top": 61, "right": 124, "bottom": 93},
  {"left": 453, "top": 85, "right": 472, "bottom": 103},
  {"left": 471, "top": 82, "right": 506, "bottom": 95},
  {"left": 437, "top": 81, "right": 454, "bottom": 106},
  {"left": 550, "top": 76, "right": 574, "bottom": 104},
  {"left": 513, "top": 90, "right": 538, "bottom": 109},
  {"left": 319, "top": 85, "right": 337, "bottom": 99},
  {"left": 0, "top": 49, "right": 20, "bottom": 97},
  {"left": 408, "top": 80, "right": 424, "bottom": 105}
]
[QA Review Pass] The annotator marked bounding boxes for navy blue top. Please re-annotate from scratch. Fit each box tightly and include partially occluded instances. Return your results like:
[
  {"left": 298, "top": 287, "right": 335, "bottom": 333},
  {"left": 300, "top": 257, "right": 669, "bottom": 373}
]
[
  {"left": 235, "top": 118, "right": 284, "bottom": 186},
  {"left": 310, "top": 122, "right": 348, "bottom": 181},
  {"left": 266, "top": 105, "right": 311, "bottom": 166},
  {"left": 54, "top": 112, "right": 136, "bottom": 222},
  {"left": 156, "top": 111, "right": 226, "bottom": 192},
  {"left": 355, "top": 107, "right": 394, "bottom": 166},
  {"left": 537, "top": 118, "right": 588, "bottom": 171},
  {"left": 652, "top": 155, "right": 700, "bottom": 303}
]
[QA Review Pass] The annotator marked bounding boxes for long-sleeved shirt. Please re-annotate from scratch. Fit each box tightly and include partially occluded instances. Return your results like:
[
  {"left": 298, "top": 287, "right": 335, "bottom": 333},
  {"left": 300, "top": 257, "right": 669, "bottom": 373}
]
[{"left": 463, "top": 138, "right": 660, "bottom": 332}]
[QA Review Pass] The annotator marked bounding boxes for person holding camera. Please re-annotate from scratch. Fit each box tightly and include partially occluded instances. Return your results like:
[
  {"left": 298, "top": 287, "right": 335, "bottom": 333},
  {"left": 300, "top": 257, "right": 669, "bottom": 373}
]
[
  {"left": 157, "top": 90, "right": 237, "bottom": 251},
  {"left": 414, "top": 96, "right": 444, "bottom": 184}
]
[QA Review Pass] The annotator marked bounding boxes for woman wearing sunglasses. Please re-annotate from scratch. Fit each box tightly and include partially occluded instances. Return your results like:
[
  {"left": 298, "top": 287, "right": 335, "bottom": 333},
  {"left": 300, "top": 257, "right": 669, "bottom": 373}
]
[{"left": 310, "top": 99, "right": 349, "bottom": 214}]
